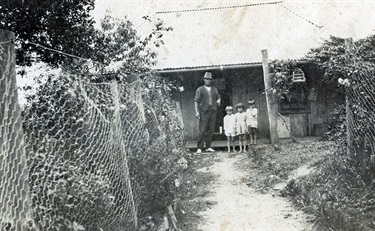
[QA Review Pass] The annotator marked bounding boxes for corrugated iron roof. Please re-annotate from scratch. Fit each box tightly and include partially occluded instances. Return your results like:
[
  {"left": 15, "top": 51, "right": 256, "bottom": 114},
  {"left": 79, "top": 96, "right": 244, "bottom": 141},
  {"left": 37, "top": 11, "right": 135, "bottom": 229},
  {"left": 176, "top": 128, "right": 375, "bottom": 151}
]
[
  {"left": 154, "top": 62, "right": 262, "bottom": 73},
  {"left": 154, "top": 59, "right": 310, "bottom": 73}
]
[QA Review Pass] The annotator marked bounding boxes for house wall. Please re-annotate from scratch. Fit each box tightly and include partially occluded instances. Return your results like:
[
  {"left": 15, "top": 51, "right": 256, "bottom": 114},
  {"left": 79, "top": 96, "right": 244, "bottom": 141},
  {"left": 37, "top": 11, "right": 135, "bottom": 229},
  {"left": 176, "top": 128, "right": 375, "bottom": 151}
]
[
  {"left": 226, "top": 67, "right": 270, "bottom": 138},
  {"left": 162, "top": 63, "right": 345, "bottom": 142},
  {"left": 173, "top": 89, "right": 198, "bottom": 141},
  {"left": 276, "top": 63, "right": 345, "bottom": 137},
  {"left": 165, "top": 67, "right": 270, "bottom": 142},
  {"left": 304, "top": 64, "right": 345, "bottom": 136},
  {"left": 169, "top": 72, "right": 202, "bottom": 141}
]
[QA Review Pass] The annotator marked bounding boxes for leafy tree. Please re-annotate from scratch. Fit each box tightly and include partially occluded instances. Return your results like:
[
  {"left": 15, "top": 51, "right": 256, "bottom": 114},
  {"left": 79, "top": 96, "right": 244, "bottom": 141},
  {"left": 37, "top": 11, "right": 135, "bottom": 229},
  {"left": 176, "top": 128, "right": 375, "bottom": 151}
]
[
  {"left": 0, "top": 0, "right": 96, "bottom": 66},
  {"left": 307, "top": 35, "right": 375, "bottom": 83},
  {"left": 68, "top": 14, "right": 172, "bottom": 82}
]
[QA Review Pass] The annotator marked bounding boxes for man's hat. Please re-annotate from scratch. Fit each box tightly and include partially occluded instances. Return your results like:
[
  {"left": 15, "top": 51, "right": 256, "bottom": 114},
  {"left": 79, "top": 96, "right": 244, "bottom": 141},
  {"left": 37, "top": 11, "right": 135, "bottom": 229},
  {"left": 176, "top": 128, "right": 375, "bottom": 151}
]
[
  {"left": 225, "top": 106, "right": 233, "bottom": 111},
  {"left": 248, "top": 99, "right": 255, "bottom": 105},
  {"left": 203, "top": 72, "right": 213, "bottom": 79}
]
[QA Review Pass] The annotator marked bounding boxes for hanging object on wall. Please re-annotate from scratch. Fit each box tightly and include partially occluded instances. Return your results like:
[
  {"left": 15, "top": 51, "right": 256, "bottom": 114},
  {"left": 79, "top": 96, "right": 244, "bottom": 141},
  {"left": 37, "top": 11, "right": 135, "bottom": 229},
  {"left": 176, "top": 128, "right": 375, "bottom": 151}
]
[{"left": 292, "top": 68, "right": 306, "bottom": 83}]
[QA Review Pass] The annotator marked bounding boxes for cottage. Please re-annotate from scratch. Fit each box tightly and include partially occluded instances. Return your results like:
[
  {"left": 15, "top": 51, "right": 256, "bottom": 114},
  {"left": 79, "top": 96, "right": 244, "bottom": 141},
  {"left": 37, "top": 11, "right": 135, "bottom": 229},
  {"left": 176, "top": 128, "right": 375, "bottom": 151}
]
[
  {"left": 150, "top": 2, "right": 358, "bottom": 146},
  {"left": 156, "top": 62, "right": 344, "bottom": 145}
]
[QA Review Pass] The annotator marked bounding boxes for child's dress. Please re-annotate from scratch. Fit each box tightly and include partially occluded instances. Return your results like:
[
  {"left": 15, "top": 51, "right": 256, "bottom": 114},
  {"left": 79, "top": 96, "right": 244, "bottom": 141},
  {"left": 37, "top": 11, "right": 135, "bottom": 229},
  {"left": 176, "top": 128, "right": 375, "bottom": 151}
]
[
  {"left": 223, "top": 114, "right": 236, "bottom": 137},
  {"left": 246, "top": 108, "right": 258, "bottom": 128},
  {"left": 235, "top": 112, "right": 247, "bottom": 135}
]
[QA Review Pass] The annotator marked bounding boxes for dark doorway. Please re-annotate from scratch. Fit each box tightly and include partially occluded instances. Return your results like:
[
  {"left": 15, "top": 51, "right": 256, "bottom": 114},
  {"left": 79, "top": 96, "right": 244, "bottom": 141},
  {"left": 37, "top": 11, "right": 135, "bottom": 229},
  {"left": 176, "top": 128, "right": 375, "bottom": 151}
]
[{"left": 212, "top": 77, "right": 230, "bottom": 140}]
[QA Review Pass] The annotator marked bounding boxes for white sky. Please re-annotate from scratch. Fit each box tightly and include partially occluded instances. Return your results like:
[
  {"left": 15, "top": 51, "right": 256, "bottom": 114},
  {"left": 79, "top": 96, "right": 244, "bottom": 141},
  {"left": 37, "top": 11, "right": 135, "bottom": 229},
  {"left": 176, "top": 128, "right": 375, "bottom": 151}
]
[
  {"left": 92, "top": 0, "right": 375, "bottom": 68},
  {"left": 82, "top": 1, "right": 375, "bottom": 68}
]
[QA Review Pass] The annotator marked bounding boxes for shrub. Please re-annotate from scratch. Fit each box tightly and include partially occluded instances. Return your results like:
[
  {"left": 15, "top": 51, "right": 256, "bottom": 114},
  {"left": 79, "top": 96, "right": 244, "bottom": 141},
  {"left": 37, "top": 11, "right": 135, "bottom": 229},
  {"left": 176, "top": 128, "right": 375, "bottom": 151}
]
[
  {"left": 282, "top": 148, "right": 375, "bottom": 231},
  {"left": 321, "top": 104, "right": 347, "bottom": 148}
]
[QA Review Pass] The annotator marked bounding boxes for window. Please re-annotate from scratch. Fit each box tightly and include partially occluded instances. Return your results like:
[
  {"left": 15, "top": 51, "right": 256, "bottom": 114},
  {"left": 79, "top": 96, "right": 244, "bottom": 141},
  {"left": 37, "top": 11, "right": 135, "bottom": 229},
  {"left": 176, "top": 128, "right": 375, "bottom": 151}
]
[{"left": 278, "top": 83, "right": 309, "bottom": 114}]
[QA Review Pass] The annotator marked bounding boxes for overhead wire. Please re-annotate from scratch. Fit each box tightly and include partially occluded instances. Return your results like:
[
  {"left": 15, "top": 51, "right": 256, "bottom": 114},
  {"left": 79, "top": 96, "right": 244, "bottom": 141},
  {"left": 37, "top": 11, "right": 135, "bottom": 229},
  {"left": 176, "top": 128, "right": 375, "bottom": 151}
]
[
  {"left": 11, "top": 1, "right": 352, "bottom": 64},
  {"left": 19, "top": 39, "right": 104, "bottom": 65},
  {"left": 155, "top": 0, "right": 283, "bottom": 14},
  {"left": 279, "top": 4, "right": 323, "bottom": 29},
  {"left": 278, "top": 3, "right": 334, "bottom": 45}
]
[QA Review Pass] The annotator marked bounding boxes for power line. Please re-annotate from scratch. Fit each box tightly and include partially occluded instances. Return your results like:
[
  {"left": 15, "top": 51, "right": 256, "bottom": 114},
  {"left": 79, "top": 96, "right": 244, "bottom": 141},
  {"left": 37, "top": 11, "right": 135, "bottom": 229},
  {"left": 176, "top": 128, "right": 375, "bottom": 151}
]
[
  {"left": 20, "top": 39, "right": 103, "bottom": 65},
  {"left": 279, "top": 4, "right": 323, "bottom": 29},
  {"left": 155, "top": 1, "right": 283, "bottom": 14},
  {"left": 279, "top": 3, "right": 336, "bottom": 41}
]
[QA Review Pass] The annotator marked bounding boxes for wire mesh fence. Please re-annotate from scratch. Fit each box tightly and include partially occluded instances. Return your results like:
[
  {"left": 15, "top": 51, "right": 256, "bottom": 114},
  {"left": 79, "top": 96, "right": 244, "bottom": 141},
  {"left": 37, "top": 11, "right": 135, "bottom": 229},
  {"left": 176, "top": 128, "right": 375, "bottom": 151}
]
[
  {"left": 346, "top": 65, "right": 375, "bottom": 179},
  {"left": 1, "top": 31, "right": 186, "bottom": 230},
  {"left": 22, "top": 78, "right": 145, "bottom": 230},
  {"left": 0, "top": 30, "right": 36, "bottom": 231},
  {"left": 21, "top": 74, "right": 185, "bottom": 230}
]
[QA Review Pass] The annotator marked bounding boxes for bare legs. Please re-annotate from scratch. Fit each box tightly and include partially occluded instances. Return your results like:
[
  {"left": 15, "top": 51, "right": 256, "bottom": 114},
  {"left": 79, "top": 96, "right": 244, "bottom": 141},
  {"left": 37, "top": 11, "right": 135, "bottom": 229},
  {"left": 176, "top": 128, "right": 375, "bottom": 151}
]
[
  {"left": 226, "top": 136, "right": 236, "bottom": 153},
  {"left": 248, "top": 127, "right": 258, "bottom": 145},
  {"left": 238, "top": 134, "right": 246, "bottom": 152}
]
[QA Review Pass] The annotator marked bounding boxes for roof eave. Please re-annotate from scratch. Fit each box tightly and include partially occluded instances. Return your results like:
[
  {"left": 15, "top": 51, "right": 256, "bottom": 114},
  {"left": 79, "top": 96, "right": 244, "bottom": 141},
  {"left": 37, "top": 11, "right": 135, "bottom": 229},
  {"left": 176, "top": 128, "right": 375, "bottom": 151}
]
[
  {"left": 154, "top": 60, "right": 311, "bottom": 74},
  {"left": 154, "top": 62, "right": 262, "bottom": 74}
]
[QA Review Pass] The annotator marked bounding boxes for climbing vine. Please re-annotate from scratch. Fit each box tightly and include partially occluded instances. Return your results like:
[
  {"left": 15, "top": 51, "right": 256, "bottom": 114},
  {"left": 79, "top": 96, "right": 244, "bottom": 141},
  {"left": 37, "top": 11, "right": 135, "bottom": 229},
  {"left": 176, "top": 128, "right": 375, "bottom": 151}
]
[{"left": 269, "top": 59, "right": 299, "bottom": 100}]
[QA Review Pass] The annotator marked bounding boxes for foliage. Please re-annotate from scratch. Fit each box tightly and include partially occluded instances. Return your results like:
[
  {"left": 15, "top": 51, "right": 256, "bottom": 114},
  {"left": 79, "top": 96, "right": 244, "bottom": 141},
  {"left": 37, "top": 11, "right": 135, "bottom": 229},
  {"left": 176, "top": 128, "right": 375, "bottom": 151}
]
[
  {"left": 0, "top": 0, "right": 96, "bottom": 66},
  {"left": 266, "top": 35, "right": 375, "bottom": 231},
  {"left": 321, "top": 104, "right": 347, "bottom": 149},
  {"left": 307, "top": 35, "right": 375, "bottom": 87},
  {"left": 22, "top": 73, "right": 122, "bottom": 230},
  {"left": 280, "top": 35, "right": 375, "bottom": 231},
  {"left": 27, "top": 137, "right": 114, "bottom": 231},
  {"left": 269, "top": 59, "right": 299, "bottom": 100},
  {"left": 282, "top": 148, "right": 375, "bottom": 231},
  {"left": 20, "top": 11, "right": 182, "bottom": 230},
  {"left": 67, "top": 14, "right": 172, "bottom": 82},
  {"left": 308, "top": 34, "right": 375, "bottom": 179},
  {"left": 270, "top": 35, "right": 375, "bottom": 101},
  {"left": 238, "top": 141, "right": 336, "bottom": 193},
  {"left": 129, "top": 73, "right": 186, "bottom": 218}
]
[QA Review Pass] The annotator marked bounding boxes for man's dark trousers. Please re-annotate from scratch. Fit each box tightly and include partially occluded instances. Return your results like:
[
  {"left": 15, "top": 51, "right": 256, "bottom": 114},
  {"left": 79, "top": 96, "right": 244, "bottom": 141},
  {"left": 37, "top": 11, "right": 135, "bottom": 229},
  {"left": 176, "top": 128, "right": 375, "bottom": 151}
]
[{"left": 197, "top": 107, "right": 217, "bottom": 149}]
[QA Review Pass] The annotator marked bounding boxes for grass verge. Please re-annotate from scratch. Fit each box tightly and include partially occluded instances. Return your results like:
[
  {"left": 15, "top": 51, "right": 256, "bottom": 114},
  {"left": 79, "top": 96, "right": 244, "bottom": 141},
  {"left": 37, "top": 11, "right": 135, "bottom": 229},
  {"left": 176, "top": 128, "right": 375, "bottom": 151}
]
[
  {"left": 281, "top": 146, "right": 375, "bottom": 231},
  {"left": 175, "top": 152, "right": 219, "bottom": 231}
]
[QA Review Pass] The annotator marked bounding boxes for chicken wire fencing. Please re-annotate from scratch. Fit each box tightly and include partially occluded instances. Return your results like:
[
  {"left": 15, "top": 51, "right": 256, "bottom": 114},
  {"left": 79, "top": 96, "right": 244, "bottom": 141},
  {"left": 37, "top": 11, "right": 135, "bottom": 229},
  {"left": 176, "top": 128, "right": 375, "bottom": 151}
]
[
  {"left": 346, "top": 66, "right": 375, "bottom": 178},
  {"left": 1, "top": 65, "right": 186, "bottom": 230},
  {"left": 1, "top": 37, "right": 36, "bottom": 231}
]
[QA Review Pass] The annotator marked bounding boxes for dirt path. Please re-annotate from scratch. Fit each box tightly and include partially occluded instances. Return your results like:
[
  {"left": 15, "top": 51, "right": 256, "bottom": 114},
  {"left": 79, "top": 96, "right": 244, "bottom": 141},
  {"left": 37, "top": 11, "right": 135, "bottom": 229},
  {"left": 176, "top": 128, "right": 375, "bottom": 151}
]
[{"left": 197, "top": 151, "right": 313, "bottom": 231}]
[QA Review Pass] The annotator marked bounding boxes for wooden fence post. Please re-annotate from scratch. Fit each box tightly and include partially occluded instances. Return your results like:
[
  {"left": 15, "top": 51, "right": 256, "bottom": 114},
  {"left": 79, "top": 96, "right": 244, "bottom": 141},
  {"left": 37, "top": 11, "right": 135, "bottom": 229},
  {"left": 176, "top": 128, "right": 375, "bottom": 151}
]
[
  {"left": 261, "top": 49, "right": 279, "bottom": 144},
  {"left": 0, "top": 29, "right": 35, "bottom": 230}
]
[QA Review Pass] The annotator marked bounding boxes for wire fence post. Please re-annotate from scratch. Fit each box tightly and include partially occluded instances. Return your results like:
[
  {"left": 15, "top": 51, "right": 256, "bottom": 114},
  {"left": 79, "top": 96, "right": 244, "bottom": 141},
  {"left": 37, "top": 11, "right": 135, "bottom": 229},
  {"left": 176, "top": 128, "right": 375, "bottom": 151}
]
[
  {"left": 111, "top": 80, "right": 138, "bottom": 230},
  {"left": 0, "top": 29, "right": 36, "bottom": 230}
]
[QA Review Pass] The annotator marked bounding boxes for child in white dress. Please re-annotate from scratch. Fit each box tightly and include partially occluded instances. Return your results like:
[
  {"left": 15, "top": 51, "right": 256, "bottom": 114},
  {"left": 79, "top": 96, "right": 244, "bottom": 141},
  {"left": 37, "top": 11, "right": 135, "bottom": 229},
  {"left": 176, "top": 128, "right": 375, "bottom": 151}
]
[
  {"left": 223, "top": 106, "right": 236, "bottom": 153},
  {"left": 246, "top": 99, "right": 259, "bottom": 145},
  {"left": 235, "top": 103, "right": 247, "bottom": 152}
]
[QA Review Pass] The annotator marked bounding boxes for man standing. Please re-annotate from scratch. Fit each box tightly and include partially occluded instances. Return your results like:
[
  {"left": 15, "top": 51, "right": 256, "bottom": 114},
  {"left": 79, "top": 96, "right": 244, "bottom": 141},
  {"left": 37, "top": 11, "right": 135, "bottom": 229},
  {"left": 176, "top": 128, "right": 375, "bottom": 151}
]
[{"left": 194, "top": 72, "right": 221, "bottom": 154}]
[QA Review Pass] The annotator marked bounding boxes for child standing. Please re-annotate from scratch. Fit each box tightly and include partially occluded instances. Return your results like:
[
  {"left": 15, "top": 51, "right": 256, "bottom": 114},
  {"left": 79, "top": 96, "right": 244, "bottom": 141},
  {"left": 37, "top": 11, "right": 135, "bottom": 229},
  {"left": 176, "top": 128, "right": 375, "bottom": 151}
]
[
  {"left": 246, "top": 99, "right": 259, "bottom": 145},
  {"left": 223, "top": 106, "right": 236, "bottom": 153},
  {"left": 235, "top": 103, "right": 247, "bottom": 152}
]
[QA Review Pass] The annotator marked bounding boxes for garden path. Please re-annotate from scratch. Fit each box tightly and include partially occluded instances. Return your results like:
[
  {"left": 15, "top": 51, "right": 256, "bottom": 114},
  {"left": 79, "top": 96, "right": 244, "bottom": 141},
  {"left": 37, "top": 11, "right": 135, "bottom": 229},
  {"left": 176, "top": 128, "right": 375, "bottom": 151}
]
[{"left": 197, "top": 151, "right": 313, "bottom": 231}]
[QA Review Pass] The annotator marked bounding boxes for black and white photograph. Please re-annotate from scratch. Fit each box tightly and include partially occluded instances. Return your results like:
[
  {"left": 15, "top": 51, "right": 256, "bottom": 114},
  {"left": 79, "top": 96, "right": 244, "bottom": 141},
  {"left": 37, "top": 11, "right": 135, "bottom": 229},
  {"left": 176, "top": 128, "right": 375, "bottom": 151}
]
[{"left": 1, "top": 0, "right": 375, "bottom": 230}]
